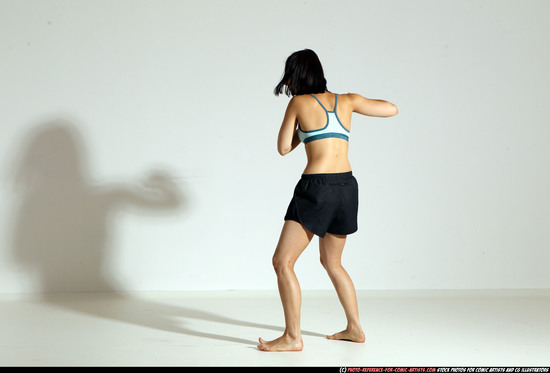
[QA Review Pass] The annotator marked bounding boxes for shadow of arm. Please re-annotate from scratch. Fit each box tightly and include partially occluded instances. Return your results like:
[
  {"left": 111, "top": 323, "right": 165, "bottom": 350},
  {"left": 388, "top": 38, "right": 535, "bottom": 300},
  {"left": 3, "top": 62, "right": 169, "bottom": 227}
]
[{"left": 104, "top": 170, "right": 185, "bottom": 213}]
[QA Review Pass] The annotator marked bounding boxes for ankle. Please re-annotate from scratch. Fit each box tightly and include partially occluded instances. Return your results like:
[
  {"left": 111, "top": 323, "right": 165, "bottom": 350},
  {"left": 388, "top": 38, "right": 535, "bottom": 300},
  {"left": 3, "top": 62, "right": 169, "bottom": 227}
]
[
  {"left": 283, "top": 329, "right": 302, "bottom": 340},
  {"left": 346, "top": 322, "right": 363, "bottom": 334}
]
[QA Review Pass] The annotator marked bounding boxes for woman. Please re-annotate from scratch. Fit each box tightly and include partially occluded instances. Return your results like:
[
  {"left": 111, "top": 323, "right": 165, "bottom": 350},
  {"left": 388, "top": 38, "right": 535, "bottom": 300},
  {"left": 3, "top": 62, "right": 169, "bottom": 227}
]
[{"left": 258, "top": 49, "right": 398, "bottom": 352}]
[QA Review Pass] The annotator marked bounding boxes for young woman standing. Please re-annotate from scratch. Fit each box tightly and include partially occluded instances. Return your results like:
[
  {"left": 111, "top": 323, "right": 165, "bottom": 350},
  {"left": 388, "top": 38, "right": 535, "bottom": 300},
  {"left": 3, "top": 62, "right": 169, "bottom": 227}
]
[{"left": 258, "top": 49, "right": 398, "bottom": 352}]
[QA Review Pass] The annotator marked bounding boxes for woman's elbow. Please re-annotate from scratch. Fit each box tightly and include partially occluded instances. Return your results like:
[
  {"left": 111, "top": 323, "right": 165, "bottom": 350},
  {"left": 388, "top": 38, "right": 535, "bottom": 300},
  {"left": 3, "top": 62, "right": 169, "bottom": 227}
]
[
  {"left": 387, "top": 103, "right": 398, "bottom": 117},
  {"left": 278, "top": 146, "right": 291, "bottom": 156},
  {"left": 277, "top": 138, "right": 294, "bottom": 155}
]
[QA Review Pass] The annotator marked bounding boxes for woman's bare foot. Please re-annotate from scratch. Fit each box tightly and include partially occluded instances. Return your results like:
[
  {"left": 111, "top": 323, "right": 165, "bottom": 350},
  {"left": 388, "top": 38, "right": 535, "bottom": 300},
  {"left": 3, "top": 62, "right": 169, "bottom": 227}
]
[
  {"left": 257, "top": 334, "right": 303, "bottom": 351},
  {"left": 327, "top": 328, "right": 365, "bottom": 343}
]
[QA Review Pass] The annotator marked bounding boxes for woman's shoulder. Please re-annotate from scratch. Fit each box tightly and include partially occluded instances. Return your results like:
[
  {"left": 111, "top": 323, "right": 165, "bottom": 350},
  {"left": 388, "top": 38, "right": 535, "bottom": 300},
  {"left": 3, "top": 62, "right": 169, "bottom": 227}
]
[
  {"left": 287, "top": 93, "right": 316, "bottom": 109},
  {"left": 290, "top": 93, "right": 313, "bottom": 101},
  {"left": 334, "top": 92, "right": 360, "bottom": 109},
  {"left": 337, "top": 92, "right": 361, "bottom": 100}
]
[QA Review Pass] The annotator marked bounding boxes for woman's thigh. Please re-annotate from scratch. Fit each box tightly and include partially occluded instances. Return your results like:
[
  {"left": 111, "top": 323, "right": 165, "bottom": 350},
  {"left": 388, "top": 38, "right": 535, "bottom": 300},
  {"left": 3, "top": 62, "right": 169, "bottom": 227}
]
[
  {"left": 319, "top": 233, "right": 347, "bottom": 267},
  {"left": 273, "top": 220, "right": 314, "bottom": 267}
]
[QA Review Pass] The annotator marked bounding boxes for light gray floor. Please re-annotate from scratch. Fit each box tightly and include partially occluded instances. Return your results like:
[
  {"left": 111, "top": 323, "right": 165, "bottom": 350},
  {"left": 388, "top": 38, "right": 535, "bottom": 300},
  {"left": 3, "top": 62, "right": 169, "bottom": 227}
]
[{"left": 1, "top": 289, "right": 549, "bottom": 366}]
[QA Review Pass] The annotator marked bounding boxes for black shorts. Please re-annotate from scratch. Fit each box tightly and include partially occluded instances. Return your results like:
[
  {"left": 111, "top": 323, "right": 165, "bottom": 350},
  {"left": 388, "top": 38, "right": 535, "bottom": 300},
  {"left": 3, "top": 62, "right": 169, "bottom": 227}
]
[{"left": 284, "top": 172, "right": 358, "bottom": 238}]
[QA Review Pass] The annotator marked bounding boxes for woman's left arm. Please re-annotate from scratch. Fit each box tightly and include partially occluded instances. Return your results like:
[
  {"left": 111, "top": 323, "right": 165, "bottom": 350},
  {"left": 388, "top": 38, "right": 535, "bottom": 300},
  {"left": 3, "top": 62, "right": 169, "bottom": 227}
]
[{"left": 277, "top": 98, "right": 300, "bottom": 156}]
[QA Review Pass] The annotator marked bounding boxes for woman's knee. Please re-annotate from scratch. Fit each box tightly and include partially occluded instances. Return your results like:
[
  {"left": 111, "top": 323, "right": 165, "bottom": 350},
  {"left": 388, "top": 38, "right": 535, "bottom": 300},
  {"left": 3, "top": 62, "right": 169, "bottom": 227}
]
[
  {"left": 320, "top": 255, "right": 342, "bottom": 274},
  {"left": 272, "top": 254, "right": 294, "bottom": 275}
]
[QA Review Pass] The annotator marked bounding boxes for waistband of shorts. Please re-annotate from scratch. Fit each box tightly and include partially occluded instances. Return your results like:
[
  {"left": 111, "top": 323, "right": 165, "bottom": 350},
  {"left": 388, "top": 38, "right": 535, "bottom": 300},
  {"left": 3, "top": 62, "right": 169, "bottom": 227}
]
[{"left": 300, "top": 171, "right": 353, "bottom": 181}]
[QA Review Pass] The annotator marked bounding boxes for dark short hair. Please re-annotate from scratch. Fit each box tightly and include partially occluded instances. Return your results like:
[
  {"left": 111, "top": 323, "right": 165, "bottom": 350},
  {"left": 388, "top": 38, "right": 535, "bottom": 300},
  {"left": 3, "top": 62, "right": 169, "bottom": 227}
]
[{"left": 274, "top": 49, "right": 327, "bottom": 96}]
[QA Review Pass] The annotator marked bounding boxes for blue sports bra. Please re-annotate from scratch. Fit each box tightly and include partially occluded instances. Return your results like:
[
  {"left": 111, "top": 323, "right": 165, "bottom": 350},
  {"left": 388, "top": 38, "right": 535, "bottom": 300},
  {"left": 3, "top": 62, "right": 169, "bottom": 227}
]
[{"left": 297, "top": 94, "right": 350, "bottom": 144}]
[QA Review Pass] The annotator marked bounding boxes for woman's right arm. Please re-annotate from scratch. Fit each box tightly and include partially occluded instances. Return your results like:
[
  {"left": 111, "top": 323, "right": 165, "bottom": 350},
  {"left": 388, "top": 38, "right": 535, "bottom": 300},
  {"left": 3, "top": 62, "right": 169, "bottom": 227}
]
[
  {"left": 349, "top": 93, "right": 398, "bottom": 117},
  {"left": 277, "top": 97, "right": 300, "bottom": 156}
]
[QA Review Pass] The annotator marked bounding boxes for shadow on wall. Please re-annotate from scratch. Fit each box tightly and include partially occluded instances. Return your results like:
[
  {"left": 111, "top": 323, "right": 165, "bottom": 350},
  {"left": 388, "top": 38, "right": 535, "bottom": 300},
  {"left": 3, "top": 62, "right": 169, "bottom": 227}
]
[
  {"left": 10, "top": 119, "right": 184, "bottom": 293},
  {"left": 8, "top": 120, "right": 324, "bottom": 346}
]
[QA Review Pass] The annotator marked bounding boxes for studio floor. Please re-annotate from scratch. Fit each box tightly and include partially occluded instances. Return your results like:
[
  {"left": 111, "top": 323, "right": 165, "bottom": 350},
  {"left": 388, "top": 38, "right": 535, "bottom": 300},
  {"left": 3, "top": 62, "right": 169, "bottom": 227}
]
[{"left": 1, "top": 289, "right": 549, "bottom": 367}]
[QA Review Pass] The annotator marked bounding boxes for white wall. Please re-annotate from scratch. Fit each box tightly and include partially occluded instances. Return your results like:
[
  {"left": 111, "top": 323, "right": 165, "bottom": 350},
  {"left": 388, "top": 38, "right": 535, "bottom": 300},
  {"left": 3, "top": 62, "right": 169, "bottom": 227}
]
[{"left": 1, "top": 0, "right": 549, "bottom": 293}]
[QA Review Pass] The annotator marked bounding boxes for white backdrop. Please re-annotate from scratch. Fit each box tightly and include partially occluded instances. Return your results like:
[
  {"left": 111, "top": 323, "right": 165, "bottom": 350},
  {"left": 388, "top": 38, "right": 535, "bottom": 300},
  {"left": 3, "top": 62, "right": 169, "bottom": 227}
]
[{"left": 1, "top": 0, "right": 549, "bottom": 293}]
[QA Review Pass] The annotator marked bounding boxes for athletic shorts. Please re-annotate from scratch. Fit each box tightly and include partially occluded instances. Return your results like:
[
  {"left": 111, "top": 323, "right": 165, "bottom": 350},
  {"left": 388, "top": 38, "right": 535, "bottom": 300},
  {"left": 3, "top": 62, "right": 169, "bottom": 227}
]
[{"left": 284, "top": 172, "right": 358, "bottom": 238}]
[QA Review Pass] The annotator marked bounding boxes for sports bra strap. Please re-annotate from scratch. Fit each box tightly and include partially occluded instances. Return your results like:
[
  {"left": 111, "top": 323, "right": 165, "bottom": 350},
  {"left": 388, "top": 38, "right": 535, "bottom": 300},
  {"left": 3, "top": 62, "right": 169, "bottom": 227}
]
[
  {"left": 309, "top": 93, "right": 338, "bottom": 112},
  {"left": 297, "top": 92, "right": 349, "bottom": 145}
]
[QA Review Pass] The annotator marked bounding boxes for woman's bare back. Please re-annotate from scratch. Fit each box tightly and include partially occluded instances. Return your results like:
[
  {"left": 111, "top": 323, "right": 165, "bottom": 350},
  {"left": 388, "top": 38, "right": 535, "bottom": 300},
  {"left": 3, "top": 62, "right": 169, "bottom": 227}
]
[{"left": 294, "top": 92, "right": 353, "bottom": 174}]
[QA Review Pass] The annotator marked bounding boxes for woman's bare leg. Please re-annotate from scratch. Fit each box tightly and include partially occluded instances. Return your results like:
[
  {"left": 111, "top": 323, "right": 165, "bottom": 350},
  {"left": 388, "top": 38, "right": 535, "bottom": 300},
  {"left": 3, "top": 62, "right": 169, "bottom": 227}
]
[
  {"left": 258, "top": 220, "right": 313, "bottom": 351},
  {"left": 319, "top": 233, "right": 365, "bottom": 343}
]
